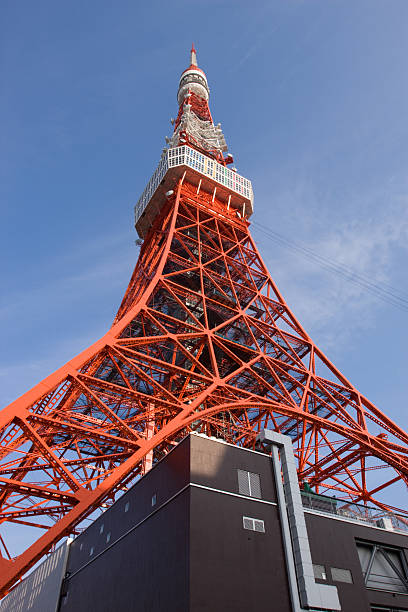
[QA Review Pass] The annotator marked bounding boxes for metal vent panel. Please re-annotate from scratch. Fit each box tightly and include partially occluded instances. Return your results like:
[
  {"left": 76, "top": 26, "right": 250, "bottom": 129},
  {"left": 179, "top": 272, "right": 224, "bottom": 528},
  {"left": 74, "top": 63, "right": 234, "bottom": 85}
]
[
  {"left": 243, "top": 517, "right": 253, "bottom": 530},
  {"left": 238, "top": 469, "right": 250, "bottom": 496},
  {"left": 313, "top": 564, "right": 327, "bottom": 580},
  {"left": 254, "top": 519, "right": 265, "bottom": 533},
  {"left": 331, "top": 567, "right": 353, "bottom": 583},
  {"left": 242, "top": 516, "right": 265, "bottom": 533},
  {"left": 249, "top": 472, "right": 261, "bottom": 499},
  {"left": 237, "top": 470, "right": 261, "bottom": 499}
]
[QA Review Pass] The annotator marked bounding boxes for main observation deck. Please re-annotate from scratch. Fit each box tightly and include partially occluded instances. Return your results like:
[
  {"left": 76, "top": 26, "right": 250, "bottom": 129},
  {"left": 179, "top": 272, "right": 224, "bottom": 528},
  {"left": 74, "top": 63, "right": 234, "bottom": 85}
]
[{"left": 134, "top": 145, "right": 254, "bottom": 239}]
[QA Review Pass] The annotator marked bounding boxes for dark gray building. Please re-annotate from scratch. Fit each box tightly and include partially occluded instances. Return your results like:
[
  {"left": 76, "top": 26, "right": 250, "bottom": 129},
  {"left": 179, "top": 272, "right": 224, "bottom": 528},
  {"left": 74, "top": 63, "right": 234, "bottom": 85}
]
[{"left": 1, "top": 432, "right": 408, "bottom": 612}]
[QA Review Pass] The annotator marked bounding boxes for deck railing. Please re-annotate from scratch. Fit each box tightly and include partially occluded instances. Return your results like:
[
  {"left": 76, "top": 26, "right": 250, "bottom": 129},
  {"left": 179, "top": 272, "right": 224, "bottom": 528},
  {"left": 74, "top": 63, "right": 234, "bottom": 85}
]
[{"left": 301, "top": 491, "right": 408, "bottom": 534}]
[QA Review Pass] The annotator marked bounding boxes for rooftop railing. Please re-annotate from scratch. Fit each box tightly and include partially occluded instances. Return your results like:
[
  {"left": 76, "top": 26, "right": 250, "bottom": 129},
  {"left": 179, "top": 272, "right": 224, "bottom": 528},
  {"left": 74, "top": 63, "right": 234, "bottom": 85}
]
[{"left": 301, "top": 490, "right": 408, "bottom": 534}]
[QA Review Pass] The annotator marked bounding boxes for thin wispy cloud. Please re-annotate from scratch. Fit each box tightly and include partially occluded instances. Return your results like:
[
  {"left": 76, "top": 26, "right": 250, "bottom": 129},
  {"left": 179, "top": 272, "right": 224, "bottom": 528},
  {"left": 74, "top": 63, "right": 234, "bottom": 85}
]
[{"left": 253, "top": 180, "right": 408, "bottom": 354}]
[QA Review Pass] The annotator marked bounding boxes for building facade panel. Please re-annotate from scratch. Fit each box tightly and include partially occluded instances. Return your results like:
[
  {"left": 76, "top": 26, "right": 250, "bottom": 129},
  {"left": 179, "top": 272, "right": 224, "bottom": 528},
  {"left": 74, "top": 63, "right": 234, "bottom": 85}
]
[
  {"left": 62, "top": 491, "right": 190, "bottom": 612},
  {"left": 189, "top": 434, "right": 277, "bottom": 504},
  {"left": 306, "top": 512, "right": 408, "bottom": 611},
  {"left": 189, "top": 486, "right": 291, "bottom": 611}
]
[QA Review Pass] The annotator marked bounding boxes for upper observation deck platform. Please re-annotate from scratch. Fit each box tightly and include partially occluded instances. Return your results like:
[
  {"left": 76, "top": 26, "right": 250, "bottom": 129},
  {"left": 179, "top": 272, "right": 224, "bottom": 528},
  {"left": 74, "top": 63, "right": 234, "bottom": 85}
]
[{"left": 134, "top": 145, "right": 254, "bottom": 239}]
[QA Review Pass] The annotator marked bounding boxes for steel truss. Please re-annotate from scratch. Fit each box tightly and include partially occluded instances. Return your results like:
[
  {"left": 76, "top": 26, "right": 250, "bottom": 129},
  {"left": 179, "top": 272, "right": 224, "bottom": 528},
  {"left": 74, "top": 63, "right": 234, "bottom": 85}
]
[{"left": 0, "top": 178, "right": 407, "bottom": 595}]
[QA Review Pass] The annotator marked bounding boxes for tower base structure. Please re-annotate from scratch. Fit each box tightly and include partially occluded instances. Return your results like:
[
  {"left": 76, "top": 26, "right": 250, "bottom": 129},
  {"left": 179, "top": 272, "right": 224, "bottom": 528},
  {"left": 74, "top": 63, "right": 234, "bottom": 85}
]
[{"left": 2, "top": 433, "right": 408, "bottom": 612}]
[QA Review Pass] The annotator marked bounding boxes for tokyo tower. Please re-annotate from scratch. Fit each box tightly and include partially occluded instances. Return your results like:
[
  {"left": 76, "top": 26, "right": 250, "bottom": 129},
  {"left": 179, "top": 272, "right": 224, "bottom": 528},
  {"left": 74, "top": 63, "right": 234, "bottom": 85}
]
[{"left": 0, "top": 45, "right": 407, "bottom": 596}]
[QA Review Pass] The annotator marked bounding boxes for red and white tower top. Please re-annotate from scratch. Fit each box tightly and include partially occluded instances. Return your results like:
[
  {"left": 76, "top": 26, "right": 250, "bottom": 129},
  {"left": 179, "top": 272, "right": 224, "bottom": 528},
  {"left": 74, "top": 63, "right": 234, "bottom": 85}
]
[
  {"left": 177, "top": 43, "right": 209, "bottom": 104},
  {"left": 135, "top": 46, "right": 254, "bottom": 238},
  {"left": 169, "top": 45, "right": 227, "bottom": 160}
]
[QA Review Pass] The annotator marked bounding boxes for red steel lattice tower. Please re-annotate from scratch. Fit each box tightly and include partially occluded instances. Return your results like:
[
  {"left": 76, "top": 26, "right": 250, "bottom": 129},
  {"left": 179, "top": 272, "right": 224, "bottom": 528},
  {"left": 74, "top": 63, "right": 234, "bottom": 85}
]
[{"left": 1, "top": 46, "right": 407, "bottom": 595}]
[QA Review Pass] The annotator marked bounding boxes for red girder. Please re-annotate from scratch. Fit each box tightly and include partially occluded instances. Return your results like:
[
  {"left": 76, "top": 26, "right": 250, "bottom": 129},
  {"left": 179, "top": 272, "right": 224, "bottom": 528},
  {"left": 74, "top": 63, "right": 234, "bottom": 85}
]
[{"left": 0, "top": 177, "right": 407, "bottom": 596}]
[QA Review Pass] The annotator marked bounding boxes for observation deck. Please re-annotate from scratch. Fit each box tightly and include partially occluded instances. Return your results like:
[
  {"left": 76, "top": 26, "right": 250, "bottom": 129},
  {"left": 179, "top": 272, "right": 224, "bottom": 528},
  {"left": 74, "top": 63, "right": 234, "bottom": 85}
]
[{"left": 134, "top": 145, "right": 254, "bottom": 238}]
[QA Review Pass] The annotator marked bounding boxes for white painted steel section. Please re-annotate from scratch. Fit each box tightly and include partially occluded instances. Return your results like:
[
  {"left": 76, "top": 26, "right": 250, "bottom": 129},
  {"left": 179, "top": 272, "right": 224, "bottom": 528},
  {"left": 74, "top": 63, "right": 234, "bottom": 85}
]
[
  {"left": 134, "top": 153, "right": 169, "bottom": 227},
  {"left": 134, "top": 145, "right": 253, "bottom": 229},
  {"left": 168, "top": 110, "right": 227, "bottom": 155},
  {"left": 257, "top": 429, "right": 341, "bottom": 612},
  {"left": 177, "top": 69, "right": 209, "bottom": 104}
]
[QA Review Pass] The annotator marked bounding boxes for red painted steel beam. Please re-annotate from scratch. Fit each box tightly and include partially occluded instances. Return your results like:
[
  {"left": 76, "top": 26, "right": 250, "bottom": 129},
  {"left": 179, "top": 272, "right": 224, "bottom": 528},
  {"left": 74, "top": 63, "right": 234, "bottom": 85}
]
[{"left": 0, "top": 179, "right": 407, "bottom": 597}]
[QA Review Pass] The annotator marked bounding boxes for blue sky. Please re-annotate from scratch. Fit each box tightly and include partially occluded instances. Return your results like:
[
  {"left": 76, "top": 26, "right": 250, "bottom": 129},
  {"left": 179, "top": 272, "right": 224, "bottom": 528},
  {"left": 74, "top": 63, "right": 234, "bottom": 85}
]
[{"left": 1, "top": 0, "right": 407, "bottom": 505}]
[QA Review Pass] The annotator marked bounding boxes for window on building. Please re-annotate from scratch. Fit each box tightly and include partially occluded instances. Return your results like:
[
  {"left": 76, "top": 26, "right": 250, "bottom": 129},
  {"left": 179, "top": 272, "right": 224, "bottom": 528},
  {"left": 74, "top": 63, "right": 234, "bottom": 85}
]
[
  {"left": 106, "top": 532, "right": 111, "bottom": 544},
  {"left": 331, "top": 567, "right": 353, "bottom": 583},
  {"left": 124, "top": 501, "right": 130, "bottom": 513},
  {"left": 89, "top": 547, "right": 94, "bottom": 557},
  {"left": 357, "top": 541, "right": 408, "bottom": 593},
  {"left": 313, "top": 564, "right": 327, "bottom": 580},
  {"left": 242, "top": 516, "right": 265, "bottom": 533},
  {"left": 99, "top": 524, "right": 104, "bottom": 534},
  {"left": 237, "top": 470, "right": 261, "bottom": 498},
  {"left": 151, "top": 493, "right": 157, "bottom": 507}
]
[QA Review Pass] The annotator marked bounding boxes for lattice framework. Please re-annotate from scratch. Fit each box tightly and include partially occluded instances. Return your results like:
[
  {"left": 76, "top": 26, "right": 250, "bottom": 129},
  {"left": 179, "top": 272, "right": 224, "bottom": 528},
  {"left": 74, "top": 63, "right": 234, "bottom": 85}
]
[
  {"left": 1, "top": 43, "right": 407, "bottom": 596},
  {"left": 0, "top": 180, "right": 407, "bottom": 596}
]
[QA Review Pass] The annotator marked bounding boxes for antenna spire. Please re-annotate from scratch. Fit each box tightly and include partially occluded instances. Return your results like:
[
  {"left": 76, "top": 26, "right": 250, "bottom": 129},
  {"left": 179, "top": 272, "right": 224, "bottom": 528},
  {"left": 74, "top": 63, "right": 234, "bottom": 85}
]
[{"left": 190, "top": 42, "right": 197, "bottom": 67}]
